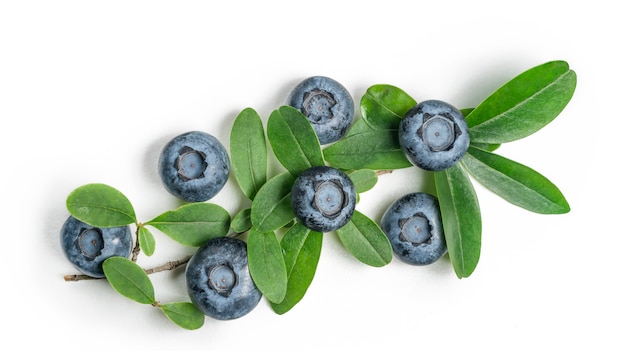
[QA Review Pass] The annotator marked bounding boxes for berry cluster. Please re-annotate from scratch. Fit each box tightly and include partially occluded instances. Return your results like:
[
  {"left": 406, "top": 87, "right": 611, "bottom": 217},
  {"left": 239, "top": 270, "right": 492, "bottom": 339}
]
[{"left": 61, "top": 61, "right": 576, "bottom": 329}]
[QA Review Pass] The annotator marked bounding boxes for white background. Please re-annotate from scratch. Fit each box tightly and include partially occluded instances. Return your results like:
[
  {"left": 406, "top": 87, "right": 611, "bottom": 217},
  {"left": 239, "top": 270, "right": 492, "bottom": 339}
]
[{"left": 2, "top": 1, "right": 624, "bottom": 349}]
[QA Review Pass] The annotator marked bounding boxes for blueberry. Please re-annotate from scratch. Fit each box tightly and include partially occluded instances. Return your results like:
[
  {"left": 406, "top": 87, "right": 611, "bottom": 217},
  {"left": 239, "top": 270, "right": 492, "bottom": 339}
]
[
  {"left": 291, "top": 166, "right": 356, "bottom": 232},
  {"left": 399, "top": 100, "right": 469, "bottom": 171},
  {"left": 287, "top": 76, "right": 354, "bottom": 145},
  {"left": 380, "top": 192, "right": 447, "bottom": 265},
  {"left": 60, "top": 216, "right": 133, "bottom": 278},
  {"left": 158, "top": 131, "right": 230, "bottom": 202},
  {"left": 185, "top": 237, "right": 261, "bottom": 320}
]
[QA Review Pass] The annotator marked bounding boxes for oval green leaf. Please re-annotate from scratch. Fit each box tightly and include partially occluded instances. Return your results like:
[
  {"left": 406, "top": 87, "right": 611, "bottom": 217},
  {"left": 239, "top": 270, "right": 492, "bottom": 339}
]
[
  {"left": 230, "top": 208, "right": 252, "bottom": 234},
  {"left": 336, "top": 210, "right": 392, "bottom": 267},
  {"left": 466, "top": 60, "right": 577, "bottom": 144},
  {"left": 267, "top": 105, "right": 325, "bottom": 175},
  {"left": 230, "top": 107, "right": 267, "bottom": 200},
  {"left": 434, "top": 164, "right": 481, "bottom": 278},
  {"left": 271, "top": 222, "right": 322, "bottom": 315},
  {"left": 103, "top": 256, "right": 155, "bottom": 305},
  {"left": 461, "top": 146, "right": 570, "bottom": 214},
  {"left": 138, "top": 226, "right": 156, "bottom": 256},
  {"left": 145, "top": 203, "right": 230, "bottom": 247},
  {"left": 348, "top": 169, "right": 378, "bottom": 193},
  {"left": 250, "top": 171, "right": 296, "bottom": 232},
  {"left": 348, "top": 169, "right": 378, "bottom": 194},
  {"left": 360, "top": 84, "right": 416, "bottom": 130},
  {"left": 247, "top": 229, "right": 288, "bottom": 304},
  {"left": 160, "top": 302, "right": 205, "bottom": 330},
  {"left": 66, "top": 183, "right": 136, "bottom": 227},
  {"left": 323, "top": 118, "right": 412, "bottom": 170}
]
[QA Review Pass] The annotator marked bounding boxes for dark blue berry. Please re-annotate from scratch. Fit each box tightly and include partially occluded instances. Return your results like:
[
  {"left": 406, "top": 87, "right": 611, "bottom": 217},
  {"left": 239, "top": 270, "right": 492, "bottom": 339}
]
[
  {"left": 60, "top": 216, "right": 133, "bottom": 278},
  {"left": 158, "top": 131, "right": 230, "bottom": 202},
  {"left": 287, "top": 76, "right": 354, "bottom": 145},
  {"left": 380, "top": 192, "right": 447, "bottom": 266},
  {"left": 186, "top": 237, "right": 261, "bottom": 320},
  {"left": 399, "top": 100, "right": 469, "bottom": 171},
  {"left": 291, "top": 166, "right": 356, "bottom": 232}
]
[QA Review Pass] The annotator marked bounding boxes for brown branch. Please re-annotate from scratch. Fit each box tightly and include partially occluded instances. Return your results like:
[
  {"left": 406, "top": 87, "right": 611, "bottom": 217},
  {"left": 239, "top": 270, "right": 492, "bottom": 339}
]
[
  {"left": 143, "top": 255, "right": 192, "bottom": 274},
  {"left": 63, "top": 273, "right": 99, "bottom": 282},
  {"left": 131, "top": 225, "right": 142, "bottom": 262},
  {"left": 63, "top": 255, "right": 192, "bottom": 282}
]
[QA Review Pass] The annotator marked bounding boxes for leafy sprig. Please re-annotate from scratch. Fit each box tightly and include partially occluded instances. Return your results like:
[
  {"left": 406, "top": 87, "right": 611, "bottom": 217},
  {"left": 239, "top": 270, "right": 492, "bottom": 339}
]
[
  {"left": 64, "top": 183, "right": 233, "bottom": 330},
  {"left": 231, "top": 105, "right": 392, "bottom": 314},
  {"left": 61, "top": 60, "right": 577, "bottom": 328},
  {"left": 323, "top": 60, "right": 576, "bottom": 277},
  {"left": 103, "top": 257, "right": 205, "bottom": 330}
]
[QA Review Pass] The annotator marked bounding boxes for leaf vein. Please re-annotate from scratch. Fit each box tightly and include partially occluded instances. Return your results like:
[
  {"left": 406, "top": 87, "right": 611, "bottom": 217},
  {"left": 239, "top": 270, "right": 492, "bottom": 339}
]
[
  {"left": 74, "top": 202, "right": 134, "bottom": 221},
  {"left": 364, "top": 91, "right": 403, "bottom": 120},
  {"left": 444, "top": 169, "right": 466, "bottom": 274},
  {"left": 247, "top": 138, "right": 260, "bottom": 196},
  {"left": 258, "top": 193, "right": 291, "bottom": 229}
]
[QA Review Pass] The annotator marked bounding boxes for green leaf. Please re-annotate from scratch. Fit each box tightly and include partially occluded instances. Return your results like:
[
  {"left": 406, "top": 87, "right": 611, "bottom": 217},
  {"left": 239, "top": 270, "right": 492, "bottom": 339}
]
[
  {"left": 348, "top": 169, "right": 378, "bottom": 194},
  {"left": 360, "top": 84, "right": 416, "bottom": 130},
  {"left": 466, "top": 60, "right": 577, "bottom": 144},
  {"left": 160, "top": 302, "right": 205, "bottom": 330},
  {"left": 247, "top": 229, "right": 288, "bottom": 304},
  {"left": 324, "top": 118, "right": 412, "bottom": 170},
  {"left": 230, "top": 107, "right": 267, "bottom": 200},
  {"left": 138, "top": 226, "right": 156, "bottom": 256},
  {"left": 251, "top": 171, "right": 296, "bottom": 232},
  {"left": 434, "top": 164, "right": 481, "bottom": 278},
  {"left": 267, "top": 105, "right": 325, "bottom": 175},
  {"left": 103, "top": 257, "right": 155, "bottom": 304},
  {"left": 461, "top": 146, "right": 570, "bottom": 214},
  {"left": 145, "top": 203, "right": 230, "bottom": 247},
  {"left": 66, "top": 183, "right": 136, "bottom": 227},
  {"left": 230, "top": 208, "right": 252, "bottom": 234},
  {"left": 336, "top": 210, "right": 393, "bottom": 267},
  {"left": 271, "top": 223, "right": 322, "bottom": 315}
]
